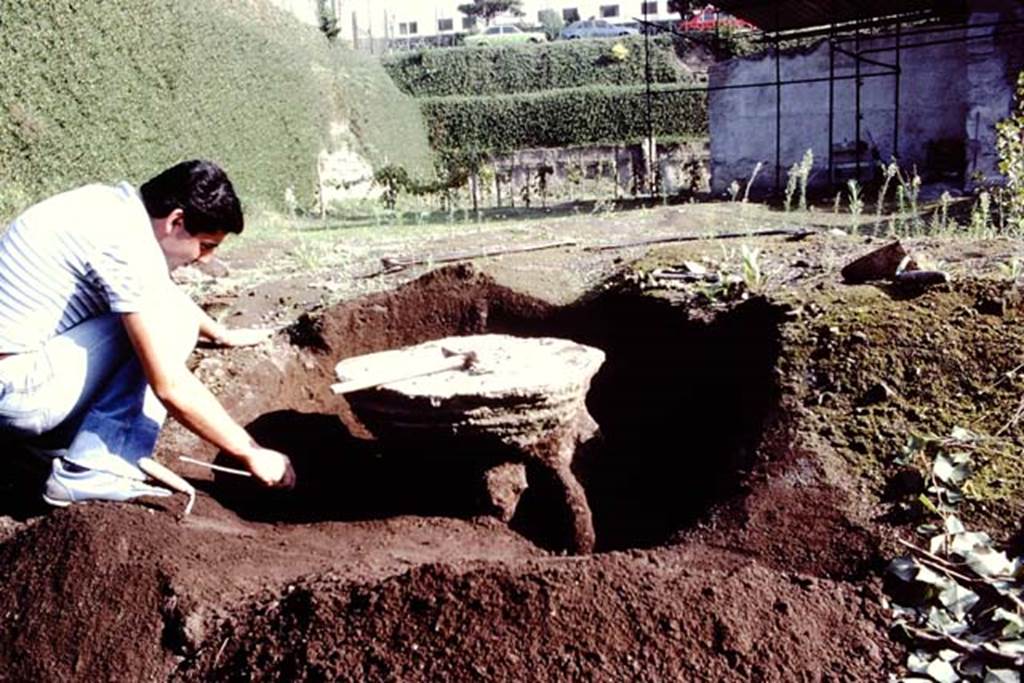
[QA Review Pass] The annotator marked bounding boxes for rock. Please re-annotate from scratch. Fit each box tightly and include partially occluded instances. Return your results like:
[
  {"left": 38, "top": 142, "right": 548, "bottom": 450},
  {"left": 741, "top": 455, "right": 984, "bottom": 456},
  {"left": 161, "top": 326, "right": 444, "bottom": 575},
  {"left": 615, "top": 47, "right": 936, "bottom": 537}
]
[
  {"left": 841, "top": 241, "right": 911, "bottom": 284},
  {"left": 860, "top": 381, "right": 894, "bottom": 405},
  {"left": 338, "top": 334, "right": 606, "bottom": 553},
  {"left": 484, "top": 462, "right": 528, "bottom": 522},
  {"left": 885, "top": 466, "right": 926, "bottom": 499},
  {"left": 194, "top": 257, "right": 230, "bottom": 279},
  {"left": 894, "top": 270, "right": 948, "bottom": 287}
]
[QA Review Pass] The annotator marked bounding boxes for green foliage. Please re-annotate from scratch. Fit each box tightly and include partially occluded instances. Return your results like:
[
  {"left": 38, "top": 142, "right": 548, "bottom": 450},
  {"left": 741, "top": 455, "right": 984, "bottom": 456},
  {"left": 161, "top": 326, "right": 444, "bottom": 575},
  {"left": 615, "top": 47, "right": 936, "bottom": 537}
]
[
  {"left": 0, "top": 0, "right": 434, "bottom": 220},
  {"left": 318, "top": 0, "right": 340, "bottom": 40},
  {"left": 383, "top": 35, "right": 689, "bottom": 97},
  {"left": 422, "top": 84, "right": 706, "bottom": 159},
  {"left": 373, "top": 166, "right": 412, "bottom": 210},
  {"left": 996, "top": 71, "right": 1024, "bottom": 230}
]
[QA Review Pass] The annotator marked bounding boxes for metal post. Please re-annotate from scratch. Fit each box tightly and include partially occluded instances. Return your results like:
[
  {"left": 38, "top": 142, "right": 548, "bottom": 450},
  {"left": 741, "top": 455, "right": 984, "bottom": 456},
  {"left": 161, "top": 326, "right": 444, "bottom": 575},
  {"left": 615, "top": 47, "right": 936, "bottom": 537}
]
[
  {"left": 643, "top": 1, "right": 654, "bottom": 196},
  {"left": 775, "top": 36, "right": 782, "bottom": 194},
  {"left": 828, "top": 23, "right": 836, "bottom": 187},
  {"left": 774, "top": 4, "right": 782, "bottom": 194},
  {"left": 854, "top": 23, "right": 862, "bottom": 181},
  {"left": 893, "top": 21, "right": 902, "bottom": 161}
]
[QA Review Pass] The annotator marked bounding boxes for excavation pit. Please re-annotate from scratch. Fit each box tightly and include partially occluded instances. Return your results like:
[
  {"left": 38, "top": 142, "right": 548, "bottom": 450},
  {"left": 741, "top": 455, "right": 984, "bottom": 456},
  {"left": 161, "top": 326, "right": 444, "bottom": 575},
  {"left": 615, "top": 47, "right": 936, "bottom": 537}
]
[
  {"left": 0, "top": 262, "right": 924, "bottom": 681},
  {"left": 212, "top": 265, "right": 785, "bottom": 554}
]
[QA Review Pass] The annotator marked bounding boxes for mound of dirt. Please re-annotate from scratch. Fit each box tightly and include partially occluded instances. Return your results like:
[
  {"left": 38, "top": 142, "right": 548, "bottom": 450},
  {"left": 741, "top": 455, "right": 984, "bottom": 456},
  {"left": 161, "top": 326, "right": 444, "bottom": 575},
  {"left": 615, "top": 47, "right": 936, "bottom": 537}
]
[{"left": 4, "top": 259, "right": 1024, "bottom": 680}]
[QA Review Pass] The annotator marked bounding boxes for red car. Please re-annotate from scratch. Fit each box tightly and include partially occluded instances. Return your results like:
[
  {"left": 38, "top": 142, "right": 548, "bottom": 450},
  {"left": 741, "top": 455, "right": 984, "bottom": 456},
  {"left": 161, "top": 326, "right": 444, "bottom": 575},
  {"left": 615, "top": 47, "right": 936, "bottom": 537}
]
[{"left": 679, "top": 5, "right": 756, "bottom": 31}]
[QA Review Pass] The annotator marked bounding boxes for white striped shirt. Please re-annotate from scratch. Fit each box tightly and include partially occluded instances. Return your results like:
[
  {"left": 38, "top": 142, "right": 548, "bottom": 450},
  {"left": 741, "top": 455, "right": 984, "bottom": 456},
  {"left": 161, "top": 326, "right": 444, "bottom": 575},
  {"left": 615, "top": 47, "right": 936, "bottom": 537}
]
[{"left": 0, "top": 182, "right": 170, "bottom": 352}]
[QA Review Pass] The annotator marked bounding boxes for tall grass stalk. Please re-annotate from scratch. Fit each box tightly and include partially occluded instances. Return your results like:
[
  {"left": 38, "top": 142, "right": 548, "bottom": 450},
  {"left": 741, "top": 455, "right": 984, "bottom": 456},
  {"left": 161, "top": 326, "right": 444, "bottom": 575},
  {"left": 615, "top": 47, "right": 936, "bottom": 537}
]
[
  {"left": 875, "top": 161, "right": 898, "bottom": 221},
  {"left": 796, "top": 149, "right": 813, "bottom": 211},
  {"left": 743, "top": 161, "right": 764, "bottom": 204},
  {"left": 891, "top": 167, "right": 922, "bottom": 234},
  {"left": 970, "top": 191, "right": 992, "bottom": 236},
  {"left": 783, "top": 150, "right": 813, "bottom": 212}
]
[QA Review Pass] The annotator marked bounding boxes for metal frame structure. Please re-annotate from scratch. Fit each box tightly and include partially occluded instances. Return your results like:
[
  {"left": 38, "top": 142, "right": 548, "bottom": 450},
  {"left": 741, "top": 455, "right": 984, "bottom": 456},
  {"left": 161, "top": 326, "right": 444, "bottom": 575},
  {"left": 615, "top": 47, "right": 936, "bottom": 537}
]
[{"left": 637, "top": 2, "right": 1024, "bottom": 195}]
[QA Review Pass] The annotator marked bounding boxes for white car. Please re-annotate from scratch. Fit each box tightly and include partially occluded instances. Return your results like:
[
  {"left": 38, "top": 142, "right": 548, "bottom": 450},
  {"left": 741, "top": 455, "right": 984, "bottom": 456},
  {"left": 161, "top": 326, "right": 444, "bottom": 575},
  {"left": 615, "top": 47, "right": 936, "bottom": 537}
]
[
  {"left": 464, "top": 24, "right": 547, "bottom": 45},
  {"left": 559, "top": 19, "right": 639, "bottom": 39}
]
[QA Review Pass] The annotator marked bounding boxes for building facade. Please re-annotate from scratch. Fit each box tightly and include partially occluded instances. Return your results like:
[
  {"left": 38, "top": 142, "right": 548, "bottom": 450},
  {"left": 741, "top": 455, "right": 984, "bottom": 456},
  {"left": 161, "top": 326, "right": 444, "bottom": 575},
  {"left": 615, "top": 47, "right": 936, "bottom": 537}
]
[{"left": 334, "top": 0, "right": 679, "bottom": 47}]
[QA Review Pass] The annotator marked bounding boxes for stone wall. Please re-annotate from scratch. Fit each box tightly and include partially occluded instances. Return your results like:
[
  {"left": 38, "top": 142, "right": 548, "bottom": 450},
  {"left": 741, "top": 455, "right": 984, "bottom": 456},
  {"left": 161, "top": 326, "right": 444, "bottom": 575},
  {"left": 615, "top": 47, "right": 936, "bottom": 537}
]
[
  {"left": 707, "top": 0, "right": 1024, "bottom": 197},
  {"left": 485, "top": 140, "right": 709, "bottom": 207},
  {"left": 965, "top": 0, "right": 1024, "bottom": 188},
  {"left": 708, "top": 32, "right": 967, "bottom": 196}
]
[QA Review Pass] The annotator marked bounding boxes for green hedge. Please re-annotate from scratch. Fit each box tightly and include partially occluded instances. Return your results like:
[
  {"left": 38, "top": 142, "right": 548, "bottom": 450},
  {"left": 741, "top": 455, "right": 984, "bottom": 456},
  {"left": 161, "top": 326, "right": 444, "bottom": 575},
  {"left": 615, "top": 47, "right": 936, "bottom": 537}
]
[
  {"left": 422, "top": 84, "right": 707, "bottom": 158},
  {"left": 384, "top": 35, "right": 690, "bottom": 98},
  {"left": 0, "top": 0, "right": 434, "bottom": 219}
]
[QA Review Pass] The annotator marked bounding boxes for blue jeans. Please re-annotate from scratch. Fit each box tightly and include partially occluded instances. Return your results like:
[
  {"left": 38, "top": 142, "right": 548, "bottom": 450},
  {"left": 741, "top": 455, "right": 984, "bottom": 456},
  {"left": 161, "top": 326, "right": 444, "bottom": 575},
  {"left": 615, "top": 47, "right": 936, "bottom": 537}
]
[{"left": 0, "top": 311, "right": 190, "bottom": 479}]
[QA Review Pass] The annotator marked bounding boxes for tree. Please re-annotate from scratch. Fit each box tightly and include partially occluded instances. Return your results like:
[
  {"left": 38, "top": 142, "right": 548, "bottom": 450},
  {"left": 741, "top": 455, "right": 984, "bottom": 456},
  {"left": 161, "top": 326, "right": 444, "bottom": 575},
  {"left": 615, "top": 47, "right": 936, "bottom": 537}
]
[
  {"left": 667, "top": 1, "right": 699, "bottom": 19},
  {"left": 457, "top": 0, "right": 524, "bottom": 27},
  {"left": 537, "top": 9, "right": 563, "bottom": 40},
  {"left": 317, "top": 0, "right": 340, "bottom": 40}
]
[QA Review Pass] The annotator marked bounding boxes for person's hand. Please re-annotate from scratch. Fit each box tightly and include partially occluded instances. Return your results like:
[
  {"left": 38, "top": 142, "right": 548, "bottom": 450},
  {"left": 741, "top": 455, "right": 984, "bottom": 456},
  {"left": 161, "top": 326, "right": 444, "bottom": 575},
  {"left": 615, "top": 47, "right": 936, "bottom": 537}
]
[
  {"left": 215, "top": 327, "right": 275, "bottom": 348},
  {"left": 242, "top": 447, "right": 296, "bottom": 489}
]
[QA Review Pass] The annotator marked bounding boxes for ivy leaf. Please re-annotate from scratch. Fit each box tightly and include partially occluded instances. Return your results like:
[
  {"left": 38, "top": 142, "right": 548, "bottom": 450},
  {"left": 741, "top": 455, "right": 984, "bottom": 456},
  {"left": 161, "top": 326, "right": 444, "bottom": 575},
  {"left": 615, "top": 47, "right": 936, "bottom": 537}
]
[
  {"left": 916, "top": 564, "right": 951, "bottom": 587},
  {"left": 945, "top": 516, "right": 966, "bottom": 534},
  {"left": 949, "top": 531, "right": 993, "bottom": 556},
  {"left": 906, "top": 651, "right": 931, "bottom": 673},
  {"left": 995, "top": 639, "right": 1024, "bottom": 655},
  {"left": 964, "top": 546, "right": 1015, "bottom": 578},
  {"left": 927, "top": 606, "right": 969, "bottom": 636},
  {"left": 950, "top": 426, "right": 976, "bottom": 442},
  {"left": 993, "top": 608, "right": 1024, "bottom": 637},
  {"left": 889, "top": 557, "right": 918, "bottom": 582},
  {"left": 933, "top": 454, "right": 956, "bottom": 483},
  {"left": 925, "top": 658, "right": 958, "bottom": 683},
  {"left": 937, "top": 582, "right": 979, "bottom": 620},
  {"left": 985, "top": 670, "right": 1021, "bottom": 683}
]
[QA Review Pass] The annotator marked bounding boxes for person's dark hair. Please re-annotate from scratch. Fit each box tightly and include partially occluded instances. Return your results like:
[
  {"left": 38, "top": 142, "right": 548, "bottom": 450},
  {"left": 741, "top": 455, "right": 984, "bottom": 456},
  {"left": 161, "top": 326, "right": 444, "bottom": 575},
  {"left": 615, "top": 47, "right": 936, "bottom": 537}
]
[{"left": 140, "top": 160, "right": 243, "bottom": 235}]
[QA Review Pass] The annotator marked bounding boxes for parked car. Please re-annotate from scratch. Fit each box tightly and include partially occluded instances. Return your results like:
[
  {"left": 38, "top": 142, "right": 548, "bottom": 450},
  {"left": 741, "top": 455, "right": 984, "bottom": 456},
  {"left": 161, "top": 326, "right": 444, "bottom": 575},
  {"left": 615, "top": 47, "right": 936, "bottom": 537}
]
[
  {"left": 679, "top": 5, "right": 756, "bottom": 31},
  {"left": 464, "top": 24, "right": 547, "bottom": 45},
  {"left": 559, "top": 19, "right": 639, "bottom": 39}
]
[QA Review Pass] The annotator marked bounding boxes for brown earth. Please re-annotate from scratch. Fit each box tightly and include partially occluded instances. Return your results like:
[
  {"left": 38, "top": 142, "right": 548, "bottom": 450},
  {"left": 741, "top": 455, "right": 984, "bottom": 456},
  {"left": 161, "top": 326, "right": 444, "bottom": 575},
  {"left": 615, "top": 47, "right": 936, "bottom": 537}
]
[{"left": 2, "top": 205, "right": 1024, "bottom": 681}]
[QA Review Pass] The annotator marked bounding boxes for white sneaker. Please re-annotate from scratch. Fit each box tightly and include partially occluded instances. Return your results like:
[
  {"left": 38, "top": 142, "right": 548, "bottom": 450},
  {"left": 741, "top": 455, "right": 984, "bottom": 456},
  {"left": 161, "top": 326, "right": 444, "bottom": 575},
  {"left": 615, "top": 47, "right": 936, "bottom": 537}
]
[{"left": 42, "top": 459, "right": 173, "bottom": 507}]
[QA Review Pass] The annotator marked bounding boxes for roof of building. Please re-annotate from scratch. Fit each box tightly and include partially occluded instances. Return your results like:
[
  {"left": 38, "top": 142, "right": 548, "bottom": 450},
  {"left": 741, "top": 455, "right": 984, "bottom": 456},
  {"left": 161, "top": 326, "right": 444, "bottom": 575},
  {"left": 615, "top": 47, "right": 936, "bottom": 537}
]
[{"left": 713, "top": 0, "right": 969, "bottom": 32}]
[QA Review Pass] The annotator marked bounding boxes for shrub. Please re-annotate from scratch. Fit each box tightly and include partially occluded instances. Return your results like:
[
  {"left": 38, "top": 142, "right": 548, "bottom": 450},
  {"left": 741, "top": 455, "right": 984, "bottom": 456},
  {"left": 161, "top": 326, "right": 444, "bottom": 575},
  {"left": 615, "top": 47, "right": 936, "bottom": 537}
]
[
  {"left": 0, "top": 0, "right": 434, "bottom": 219},
  {"left": 996, "top": 70, "right": 1024, "bottom": 230},
  {"left": 383, "top": 35, "right": 690, "bottom": 97},
  {"left": 422, "top": 84, "right": 707, "bottom": 158}
]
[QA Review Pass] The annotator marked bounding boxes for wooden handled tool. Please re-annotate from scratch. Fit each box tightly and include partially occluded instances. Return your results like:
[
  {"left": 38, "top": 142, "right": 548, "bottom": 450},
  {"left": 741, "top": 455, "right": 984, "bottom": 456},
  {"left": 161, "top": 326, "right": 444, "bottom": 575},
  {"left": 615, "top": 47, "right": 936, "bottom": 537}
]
[
  {"left": 331, "top": 351, "right": 478, "bottom": 395},
  {"left": 178, "top": 455, "right": 252, "bottom": 477},
  {"left": 138, "top": 457, "right": 196, "bottom": 515}
]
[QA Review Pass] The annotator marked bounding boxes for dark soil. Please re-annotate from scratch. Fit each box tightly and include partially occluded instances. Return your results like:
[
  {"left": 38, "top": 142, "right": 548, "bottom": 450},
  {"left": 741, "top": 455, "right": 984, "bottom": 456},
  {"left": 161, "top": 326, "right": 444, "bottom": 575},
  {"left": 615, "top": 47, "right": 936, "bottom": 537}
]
[{"left": 4, "top": 235, "right": 1024, "bottom": 681}]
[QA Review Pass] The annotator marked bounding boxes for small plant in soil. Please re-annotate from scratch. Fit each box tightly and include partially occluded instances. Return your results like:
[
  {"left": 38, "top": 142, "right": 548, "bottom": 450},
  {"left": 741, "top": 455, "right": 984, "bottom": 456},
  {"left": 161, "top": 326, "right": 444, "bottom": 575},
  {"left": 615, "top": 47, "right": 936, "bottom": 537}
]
[
  {"left": 997, "top": 257, "right": 1024, "bottom": 282},
  {"left": 784, "top": 149, "right": 814, "bottom": 213},
  {"left": 847, "top": 179, "right": 864, "bottom": 230},
  {"left": 739, "top": 244, "right": 764, "bottom": 292},
  {"left": 970, "top": 191, "right": 994, "bottom": 237},
  {"left": 728, "top": 179, "right": 741, "bottom": 202}
]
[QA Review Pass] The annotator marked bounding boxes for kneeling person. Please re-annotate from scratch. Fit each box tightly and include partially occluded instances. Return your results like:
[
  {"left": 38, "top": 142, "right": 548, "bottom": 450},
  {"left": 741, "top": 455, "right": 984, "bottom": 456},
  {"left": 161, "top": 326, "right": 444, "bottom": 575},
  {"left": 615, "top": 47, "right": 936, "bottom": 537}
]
[{"left": 0, "top": 159, "right": 295, "bottom": 505}]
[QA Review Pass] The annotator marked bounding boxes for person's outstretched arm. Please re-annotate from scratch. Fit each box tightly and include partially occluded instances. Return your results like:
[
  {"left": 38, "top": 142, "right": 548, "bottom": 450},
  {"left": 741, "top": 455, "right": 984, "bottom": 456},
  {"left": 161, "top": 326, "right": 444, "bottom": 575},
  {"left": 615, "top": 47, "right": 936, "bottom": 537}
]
[{"left": 121, "top": 310, "right": 295, "bottom": 487}]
